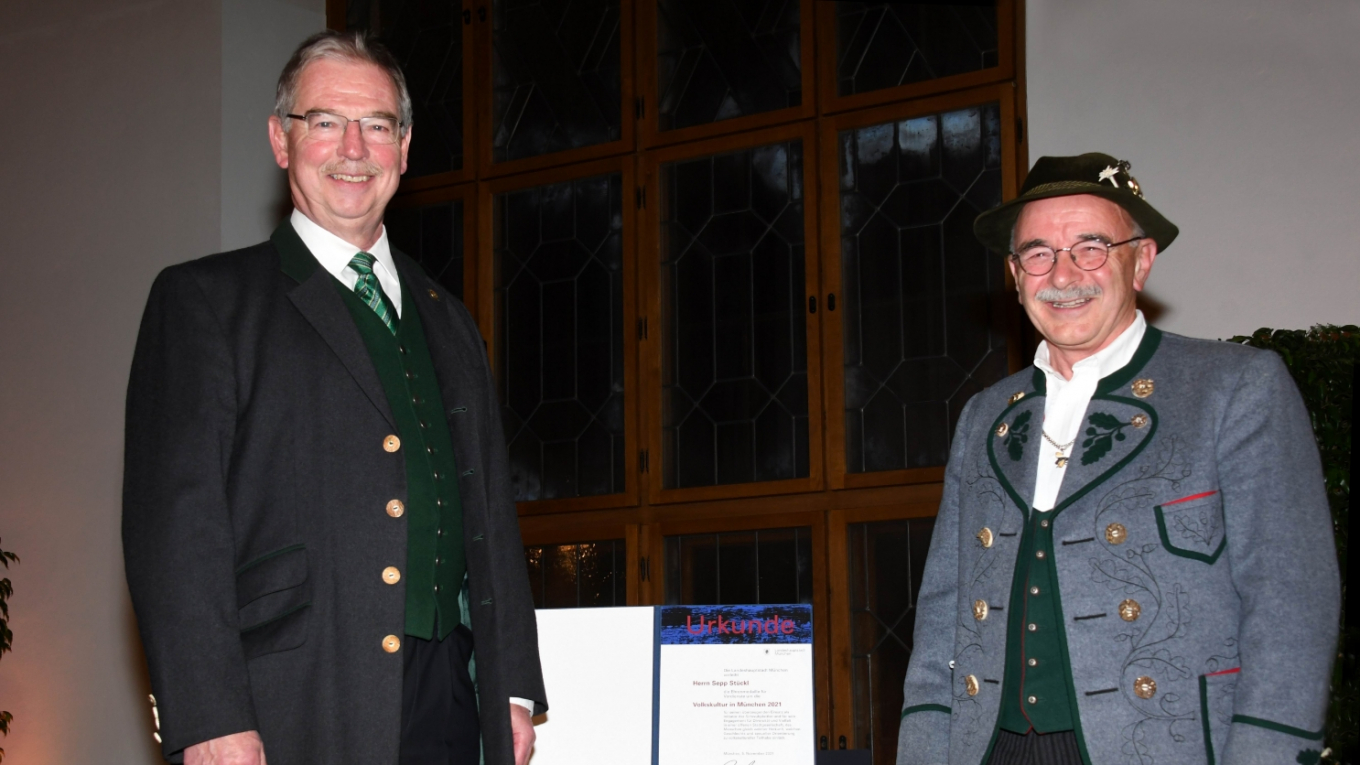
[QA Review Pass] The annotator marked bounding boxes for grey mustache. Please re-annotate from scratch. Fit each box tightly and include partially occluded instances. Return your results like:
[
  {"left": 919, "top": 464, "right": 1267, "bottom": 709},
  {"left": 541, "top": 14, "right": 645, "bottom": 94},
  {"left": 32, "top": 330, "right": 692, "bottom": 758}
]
[{"left": 1035, "top": 284, "right": 1103, "bottom": 302}]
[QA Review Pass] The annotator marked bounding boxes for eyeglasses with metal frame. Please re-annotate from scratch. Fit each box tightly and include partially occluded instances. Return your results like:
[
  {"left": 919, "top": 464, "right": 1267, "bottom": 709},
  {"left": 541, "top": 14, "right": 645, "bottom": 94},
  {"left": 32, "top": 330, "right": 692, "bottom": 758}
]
[
  {"left": 1009, "top": 237, "right": 1144, "bottom": 276},
  {"left": 286, "top": 111, "right": 404, "bottom": 145}
]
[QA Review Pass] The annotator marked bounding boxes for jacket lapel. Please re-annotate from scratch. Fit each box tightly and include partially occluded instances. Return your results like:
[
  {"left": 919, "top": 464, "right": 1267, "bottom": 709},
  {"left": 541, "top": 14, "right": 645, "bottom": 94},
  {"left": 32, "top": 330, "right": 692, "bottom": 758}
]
[
  {"left": 985, "top": 369, "right": 1047, "bottom": 518},
  {"left": 273, "top": 222, "right": 396, "bottom": 429}
]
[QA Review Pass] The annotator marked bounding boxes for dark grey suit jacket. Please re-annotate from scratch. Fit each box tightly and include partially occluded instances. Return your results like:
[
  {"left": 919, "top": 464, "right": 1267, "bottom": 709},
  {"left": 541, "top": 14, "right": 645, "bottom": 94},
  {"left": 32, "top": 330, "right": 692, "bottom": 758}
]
[{"left": 123, "top": 222, "right": 546, "bottom": 764}]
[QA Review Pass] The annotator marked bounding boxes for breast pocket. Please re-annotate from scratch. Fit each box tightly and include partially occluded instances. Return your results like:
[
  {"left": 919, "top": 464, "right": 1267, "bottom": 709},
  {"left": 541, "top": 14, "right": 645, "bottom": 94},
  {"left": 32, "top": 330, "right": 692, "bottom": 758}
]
[
  {"left": 236, "top": 544, "right": 311, "bottom": 659},
  {"left": 1154, "top": 490, "right": 1226, "bottom": 564}
]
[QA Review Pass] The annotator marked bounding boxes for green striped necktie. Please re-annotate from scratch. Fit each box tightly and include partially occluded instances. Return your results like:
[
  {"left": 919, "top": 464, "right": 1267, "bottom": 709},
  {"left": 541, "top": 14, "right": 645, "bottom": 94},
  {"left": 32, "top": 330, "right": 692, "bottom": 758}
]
[{"left": 348, "top": 252, "right": 399, "bottom": 335}]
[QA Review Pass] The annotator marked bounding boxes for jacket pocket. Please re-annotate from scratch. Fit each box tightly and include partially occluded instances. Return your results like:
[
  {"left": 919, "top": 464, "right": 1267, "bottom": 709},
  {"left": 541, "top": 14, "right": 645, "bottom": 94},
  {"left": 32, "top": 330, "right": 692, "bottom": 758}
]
[
  {"left": 1155, "top": 489, "right": 1226, "bottom": 564},
  {"left": 1198, "top": 668, "right": 1239, "bottom": 764},
  {"left": 236, "top": 544, "right": 310, "bottom": 659}
]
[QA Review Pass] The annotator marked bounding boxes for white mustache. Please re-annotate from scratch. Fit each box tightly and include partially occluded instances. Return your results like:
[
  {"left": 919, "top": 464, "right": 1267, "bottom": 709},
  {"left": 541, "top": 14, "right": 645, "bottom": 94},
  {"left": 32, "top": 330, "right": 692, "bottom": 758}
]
[{"left": 1035, "top": 284, "right": 1102, "bottom": 302}]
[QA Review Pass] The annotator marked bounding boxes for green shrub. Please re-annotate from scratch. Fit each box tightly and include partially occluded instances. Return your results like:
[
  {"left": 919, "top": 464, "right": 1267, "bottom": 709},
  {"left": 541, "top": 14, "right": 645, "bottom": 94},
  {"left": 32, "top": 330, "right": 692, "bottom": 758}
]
[{"left": 1230, "top": 325, "right": 1355, "bottom": 763}]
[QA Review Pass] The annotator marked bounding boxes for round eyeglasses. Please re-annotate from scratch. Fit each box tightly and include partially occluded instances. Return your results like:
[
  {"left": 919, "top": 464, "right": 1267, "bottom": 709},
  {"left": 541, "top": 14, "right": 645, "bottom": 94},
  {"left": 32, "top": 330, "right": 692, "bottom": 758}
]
[
  {"left": 286, "top": 111, "right": 403, "bottom": 145},
  {"left": 1009, "top": 237, "right": 1144, "bottom": 276}
]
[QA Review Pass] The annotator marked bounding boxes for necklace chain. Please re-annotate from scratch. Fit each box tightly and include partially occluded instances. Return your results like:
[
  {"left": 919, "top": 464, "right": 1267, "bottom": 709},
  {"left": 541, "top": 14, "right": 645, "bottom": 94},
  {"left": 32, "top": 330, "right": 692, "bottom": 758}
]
[{"left": 1042, "top": 430, "right": 1076, "bottom": 451}]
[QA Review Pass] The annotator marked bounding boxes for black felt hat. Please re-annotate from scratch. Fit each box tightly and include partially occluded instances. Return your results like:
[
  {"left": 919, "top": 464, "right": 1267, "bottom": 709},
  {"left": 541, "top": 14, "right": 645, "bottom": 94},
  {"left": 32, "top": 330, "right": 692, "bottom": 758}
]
[{"left": 973, "top": 153, "right": 1179, "bottom": 255}]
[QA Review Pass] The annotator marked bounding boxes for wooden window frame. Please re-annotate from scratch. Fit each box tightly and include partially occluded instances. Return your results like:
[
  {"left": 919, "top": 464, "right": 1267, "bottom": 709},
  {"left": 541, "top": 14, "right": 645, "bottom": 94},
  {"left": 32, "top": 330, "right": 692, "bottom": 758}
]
[
  {"left": 480, "top": 155, "right": 643, "bottom": 515},
  {"left": 815, "top": 0, "right": 1018, "bottom": 116},
  {"left": 475, "top": 0, "right": 638, "bottom": 180},
  {"left": 817, "top": 83, "right": 1022, "bottom": 491},
  {"left": 638, "top": 120, "right": 826, "bottom": 506},
  {"left": 635, "top": 0, "right": 817, "bottom": 149}
]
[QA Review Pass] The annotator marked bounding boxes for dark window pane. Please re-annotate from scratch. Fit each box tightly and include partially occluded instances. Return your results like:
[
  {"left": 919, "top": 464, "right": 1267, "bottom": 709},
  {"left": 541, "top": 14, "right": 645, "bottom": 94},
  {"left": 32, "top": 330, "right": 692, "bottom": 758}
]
[
  {"left": 492, "top": 0, "right": 622, "bottom": 163},
  {"left": 847, "top": 518, "right": 935, "bottom": 765},
  {"left": 839, "top": 103, "right": 1007, "bottom": 472},
  {"left": 664, "top": 527, "right": 812, "bottom": 606},
  {"left": 349, "top": 0, "right": 465, "bottom": 176},
  {"left": 523, "top": 539, "right": 627, "bottom": 608},
  {"left": 385, "top": 198, "right": 465, "bottom": 300},
  {"left": 495, "top": 173, "right": 626, "bottom": 501},
  {"left": 656, "top": 0, "right": 801, "bottom": 131},
  {"left": 660, "top": 141, "right": 809, "bottom": 489},
  {"left": 835, "top": 2, "right": 998, "bottom": 97}
]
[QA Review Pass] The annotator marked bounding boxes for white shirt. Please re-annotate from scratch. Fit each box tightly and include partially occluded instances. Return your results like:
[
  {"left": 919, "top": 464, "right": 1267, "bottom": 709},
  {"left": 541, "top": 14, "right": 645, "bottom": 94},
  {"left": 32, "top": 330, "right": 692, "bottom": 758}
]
[
  {"left": 1030, "top": 311, "right": 1146, "bottom": 511},
  {"left": 290, "top": 209, "right": 403, "bottom": 317},
  {"left": 290, "top": 210, "right": 535, "bottom": 715}
]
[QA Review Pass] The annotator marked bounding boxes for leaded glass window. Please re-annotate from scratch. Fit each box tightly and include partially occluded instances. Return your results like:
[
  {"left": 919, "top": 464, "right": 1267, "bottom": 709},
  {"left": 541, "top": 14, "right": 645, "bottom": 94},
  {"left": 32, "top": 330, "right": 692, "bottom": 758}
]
[
  {"left": 835, "top": 2, "right": 998, "bottom": 97},
  {"left": 385, "top": 199, "right": 465, "bottom": 300},
  {"left": 495, "top": 173, "right": 625, "bottom": 501},
  {"left": 660, "top": 140, "right": 809, "bottom": 489},
  {"left": 839, "top": 103, "right": 1007, "bottom": 472},
  {"left": 525, "top": 539, "right": 626, "bottom": 608},
  {"left": 492, "top": 0, "right": 622, "bottom": 163},
  {"left": 664, "top": 527, "right": 812, "bottom": 605},
  {"left": 656, "top": 0, "right": 801, "bottom": 131},
  {"left": 348, "top": 0, "right": 466, "bottom": 176},
  {"left": 847, "top": 518, "right": 934, "bottom": 764}
]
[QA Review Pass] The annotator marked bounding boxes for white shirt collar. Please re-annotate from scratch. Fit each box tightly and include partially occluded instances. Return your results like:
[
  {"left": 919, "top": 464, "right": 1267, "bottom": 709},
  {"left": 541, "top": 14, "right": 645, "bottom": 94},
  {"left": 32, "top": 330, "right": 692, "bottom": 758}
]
[
  {"left": 289, "top": 209, "right": 402, "bottom": 316},
  {"left": 1034, "top": 310, "right": 1147, "bottom": 384}
]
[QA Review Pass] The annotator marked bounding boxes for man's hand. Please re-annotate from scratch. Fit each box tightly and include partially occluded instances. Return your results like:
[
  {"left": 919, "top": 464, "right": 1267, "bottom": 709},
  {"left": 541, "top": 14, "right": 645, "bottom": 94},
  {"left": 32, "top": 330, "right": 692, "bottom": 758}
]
[
  {"left": 509, "top": 702, "right": 536, "bottom": 765},
  {"left": 184, "top": 730, "right": 266, "bottom": 765}
]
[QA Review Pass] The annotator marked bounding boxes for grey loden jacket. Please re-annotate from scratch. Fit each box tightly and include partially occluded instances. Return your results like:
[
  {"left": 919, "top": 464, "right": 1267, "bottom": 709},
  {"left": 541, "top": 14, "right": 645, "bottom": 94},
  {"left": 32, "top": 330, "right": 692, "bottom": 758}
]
[
  {"left": 123, "top": 223, "right": 546, "bottom": 764},
  {"left": 897, "top": 327, "right": 1340, "bottom": 765}
]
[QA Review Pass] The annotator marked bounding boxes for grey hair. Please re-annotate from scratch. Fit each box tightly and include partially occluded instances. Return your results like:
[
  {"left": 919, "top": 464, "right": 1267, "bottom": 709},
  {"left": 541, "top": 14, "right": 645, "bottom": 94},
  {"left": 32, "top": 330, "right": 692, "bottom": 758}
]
[{"left": 274, "top": 30, "right": 412, "bottom": 135}]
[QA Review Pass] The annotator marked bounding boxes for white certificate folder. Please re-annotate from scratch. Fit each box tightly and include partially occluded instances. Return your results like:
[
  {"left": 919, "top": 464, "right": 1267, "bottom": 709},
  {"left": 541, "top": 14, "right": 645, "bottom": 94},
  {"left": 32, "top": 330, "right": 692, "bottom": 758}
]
[{"left": 531, "top": 604, "right": 814, "bottom": 765}]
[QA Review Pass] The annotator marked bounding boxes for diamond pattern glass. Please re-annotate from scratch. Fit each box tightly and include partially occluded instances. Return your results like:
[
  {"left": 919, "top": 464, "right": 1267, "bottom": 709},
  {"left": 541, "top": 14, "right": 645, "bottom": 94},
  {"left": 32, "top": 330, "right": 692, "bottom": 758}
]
[
  {"left": 348, "top": 0, "right": 466, "bottom": 176},
  {"left": 847, "top": 518, "right": 935, "bottom": 765},
  {"left": 839, "top": 103, "right": 1007, "bottom": 472},
  {"left": 385, "top": 199, "right": 465, "bottom": 300},
  {"left": 495, "top": 173, "right": 625, "bottom": 501},
  {"left": 835, "top": 2, "right": 998, "bottom": 97},
  {"left": 656, "top": 0, "right": 801, "bottom": 132},
  {"left": 524, "top": 539, "right": 626, "bottom": 608},
  {"left": 664, "top": 527, "right": 812, "bottom": 605},
  {"left": 660, "top": 140, "right": 809, "bottom": 489},
  {"left": 493, "top": 0, "right": 622, "bottom": 163}
]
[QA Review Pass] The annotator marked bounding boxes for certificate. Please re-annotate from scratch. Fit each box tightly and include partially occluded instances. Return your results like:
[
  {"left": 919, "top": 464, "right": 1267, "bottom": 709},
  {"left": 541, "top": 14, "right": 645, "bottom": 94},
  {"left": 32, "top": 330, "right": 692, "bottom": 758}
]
[{"left": 655, "top": 605, "right": 814, "bottom": 765}]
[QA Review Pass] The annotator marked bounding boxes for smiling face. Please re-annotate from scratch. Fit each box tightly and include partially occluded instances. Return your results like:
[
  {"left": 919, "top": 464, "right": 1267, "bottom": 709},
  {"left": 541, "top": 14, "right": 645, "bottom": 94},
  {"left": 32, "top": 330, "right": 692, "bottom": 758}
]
[
  {"left": 1009, "top": 194, "right": 1158, "bottom": 377},
  {"left": 268, "top": 57, "right": 410, "bottom": 250}
]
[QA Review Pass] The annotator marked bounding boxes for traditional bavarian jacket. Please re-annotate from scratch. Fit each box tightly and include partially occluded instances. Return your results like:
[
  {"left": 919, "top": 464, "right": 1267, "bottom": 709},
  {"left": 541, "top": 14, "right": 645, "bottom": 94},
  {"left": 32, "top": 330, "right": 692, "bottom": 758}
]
[{"left": 896, "top": 327, "right": 1340, "bottom": 765}]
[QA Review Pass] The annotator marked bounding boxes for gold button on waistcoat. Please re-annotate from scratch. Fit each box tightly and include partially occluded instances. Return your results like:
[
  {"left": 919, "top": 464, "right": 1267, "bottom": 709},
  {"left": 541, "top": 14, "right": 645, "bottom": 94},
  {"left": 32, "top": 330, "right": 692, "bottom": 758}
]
[
  {"left": 428, "top": 289, "right": 440, "bottom": 300},
  {"left": 382, "top": 566, "right": 401, "bottom": 585},
  {"left": 383, "top": 435, "right": 401, "bottom": 452},
  {"left": 973, "top": 600, "right": 989, "bottom": 621},
  {"left": 1009, "top": 391, "right": 1026, "bottom": 405},
  {"left": 964, "top": 675, "right": 979, "bottom": 697},
  {"left": 382, "top": 635, "right": 402, "bottom": 653},
  {"left": 977, "top": 527, "right": 994, "bottom": 548},
  {"left": 386, "top": 499, "right": 405, "bottom": 518},
  {"left": 995, "top": 422, "right": 1009, "bottom": 438},
  {"left": 1134, "top": 676, "right": 1157, "bottom": 699},
  {"left": 1105, "top": 522, "right": 1128, "bottom": 545},
  {"left": 1119, "top": 599, "right": 1142, "bottom": 621},
  {"left": 1130, "top": 414, "right": 1149, "bottom": 429},
  {"left": 1132, "top": 379, "right": 1155, "bottom": 398}
]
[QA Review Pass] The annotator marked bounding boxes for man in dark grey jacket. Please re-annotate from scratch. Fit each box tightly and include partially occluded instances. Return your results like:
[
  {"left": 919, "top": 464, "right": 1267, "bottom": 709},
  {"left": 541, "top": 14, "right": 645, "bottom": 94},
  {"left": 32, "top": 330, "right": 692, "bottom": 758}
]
[
  {"left": 123, "top": 31, "right": 545, "bottom": 765},
  {"left": 897, "top": 153, "right": 1339, "bottom": 765}
]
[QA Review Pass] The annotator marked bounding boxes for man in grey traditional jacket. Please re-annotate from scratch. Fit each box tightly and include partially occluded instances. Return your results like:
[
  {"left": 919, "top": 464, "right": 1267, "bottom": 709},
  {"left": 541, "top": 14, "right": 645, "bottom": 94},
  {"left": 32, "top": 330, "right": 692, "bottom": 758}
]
[{"left": 896, "top": 153, "right": 1340, "bottom": 765}]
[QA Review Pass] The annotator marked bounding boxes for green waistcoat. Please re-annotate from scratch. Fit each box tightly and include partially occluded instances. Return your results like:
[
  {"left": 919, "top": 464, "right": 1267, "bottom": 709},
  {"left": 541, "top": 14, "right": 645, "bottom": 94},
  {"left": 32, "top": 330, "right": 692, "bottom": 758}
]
[
  {"left": 333, "top": 276, "right": 467, "bottom": 641},
  {"left": 997, "top": 508, "right": 1076, "bottom": 733}
]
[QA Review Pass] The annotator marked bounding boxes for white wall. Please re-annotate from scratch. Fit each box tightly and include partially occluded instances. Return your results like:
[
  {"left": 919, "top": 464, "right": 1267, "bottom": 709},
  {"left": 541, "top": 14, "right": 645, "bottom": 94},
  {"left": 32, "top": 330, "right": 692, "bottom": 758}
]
[
  {"left": 1026, "top": 0, "right": 1360, "bottom": 339},
  {"left": 0, "top": 1, "right": 320, "bottom": 761},
  {"left": 222, "top": 0, "right": 324, "bottom": 250}
]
